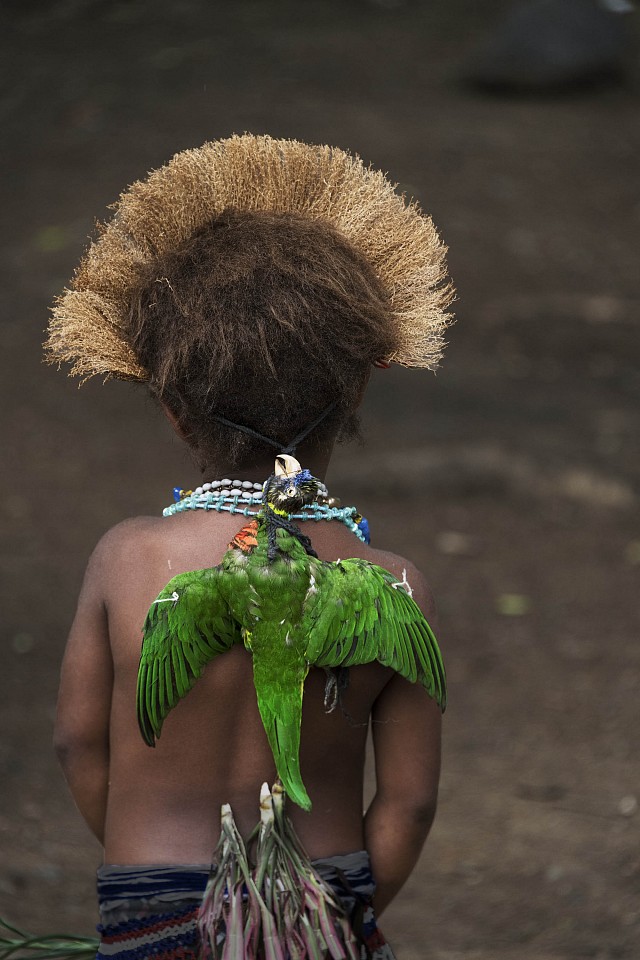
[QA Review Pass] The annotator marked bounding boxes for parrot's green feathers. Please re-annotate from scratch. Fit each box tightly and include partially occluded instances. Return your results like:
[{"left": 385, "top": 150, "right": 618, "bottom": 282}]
[
  {"left": 136, "top": 479, "right": 447, "bottom": 812},
  {"left": 136, "top": 568, "right": 241, "bottom": 746},
  {"left": 305, "top": 558, "right": 446, "bottom": 710},
  {"left": 254, "top": 674, "right": 311, "bottom": 811}
]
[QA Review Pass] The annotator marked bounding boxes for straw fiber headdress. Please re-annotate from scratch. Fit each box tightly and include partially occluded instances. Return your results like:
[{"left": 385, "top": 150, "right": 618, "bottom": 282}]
[{"left": 46, "top": 134, "right": 453, "bottom": 381}]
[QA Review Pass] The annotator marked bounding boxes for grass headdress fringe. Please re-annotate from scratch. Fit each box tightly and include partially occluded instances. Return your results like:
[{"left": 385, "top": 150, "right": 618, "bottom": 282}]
[
  {"left": 0, "top": 918, "right": 97, "bottom": 960},
  {"left": 46, "top": 134, "right": 453, "bottom": 381},
  {"left": 198, "top": 782, "right": 360, "bottom": 960}
]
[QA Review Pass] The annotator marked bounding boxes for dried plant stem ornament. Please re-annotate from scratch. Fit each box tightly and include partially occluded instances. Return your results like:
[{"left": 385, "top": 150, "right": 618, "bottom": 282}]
[
  {"left": 45, "top": 134, "right": 453, "bottom": 381},
  {"left": 198, "top": 782, "right": 361, "bottom": 960}
]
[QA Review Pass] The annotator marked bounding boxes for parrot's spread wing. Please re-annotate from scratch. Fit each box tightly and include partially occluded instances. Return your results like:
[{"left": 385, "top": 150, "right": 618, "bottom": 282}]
[
  {"left": 304, "top": 559, "right": 446, "bottom": 709},
  {"left": 137, "top": 567, "right": 241, "bottom": 745}
]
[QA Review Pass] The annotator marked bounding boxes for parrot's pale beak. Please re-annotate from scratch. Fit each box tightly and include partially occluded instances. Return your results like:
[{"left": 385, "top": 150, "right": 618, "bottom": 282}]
[{"left": 275, "top": 454, "right": 302, "bottom": 478}]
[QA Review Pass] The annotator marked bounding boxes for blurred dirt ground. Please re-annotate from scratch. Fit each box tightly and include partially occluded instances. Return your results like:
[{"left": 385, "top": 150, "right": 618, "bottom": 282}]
[{"left": 1, "top": 2, "right": 639, "bottom": 958}]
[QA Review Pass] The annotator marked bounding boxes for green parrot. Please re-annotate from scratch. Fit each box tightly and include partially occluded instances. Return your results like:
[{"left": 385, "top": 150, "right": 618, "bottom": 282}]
[{"left": 137, "top": 455, "right": 446, "bottom": 811}]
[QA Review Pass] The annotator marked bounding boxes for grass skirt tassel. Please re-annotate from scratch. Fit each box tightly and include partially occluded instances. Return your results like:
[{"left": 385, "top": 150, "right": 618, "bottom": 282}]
[{"left": 198, "top": 782, "right": 360, "bottom": 960}]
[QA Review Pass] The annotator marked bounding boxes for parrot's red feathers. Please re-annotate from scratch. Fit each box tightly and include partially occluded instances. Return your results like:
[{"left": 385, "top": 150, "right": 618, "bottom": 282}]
[{"left": 229, "top": 520, "right": 259, "bottom": 554}]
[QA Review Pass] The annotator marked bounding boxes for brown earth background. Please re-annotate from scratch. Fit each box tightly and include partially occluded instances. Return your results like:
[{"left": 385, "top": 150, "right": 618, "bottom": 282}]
[{"left": 1, "top": 2, "right": 639, "bottom": 958}]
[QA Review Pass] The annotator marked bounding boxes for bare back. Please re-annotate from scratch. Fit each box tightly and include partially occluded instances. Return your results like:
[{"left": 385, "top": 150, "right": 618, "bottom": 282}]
[{"left": 57, "top": 509, "right": 439, "bottom": 867}]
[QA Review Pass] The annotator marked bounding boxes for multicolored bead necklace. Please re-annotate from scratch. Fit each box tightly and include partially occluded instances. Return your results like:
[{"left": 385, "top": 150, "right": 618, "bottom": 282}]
[{"left": 163, "top": 478, "right": 370, "bottom": 544}]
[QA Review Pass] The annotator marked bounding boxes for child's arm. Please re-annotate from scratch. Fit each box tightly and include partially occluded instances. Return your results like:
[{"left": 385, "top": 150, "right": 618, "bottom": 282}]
[
  {"left": 364, "top": 566, "right": 442, "bottom": 916},
  {"left": 54, "top": 539, "right": 113, "bottom": 844}
]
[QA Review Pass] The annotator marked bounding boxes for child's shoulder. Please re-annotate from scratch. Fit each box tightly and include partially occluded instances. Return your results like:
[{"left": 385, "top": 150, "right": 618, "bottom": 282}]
[
  {"left": 81, "top": 519, "right": 438, "bottom": 627},
  {"left": 82, "top": 515, "right": 169, "bottom": 585},
  {"left": 92, "top": 515, "right": 167, "bottom": 556}
]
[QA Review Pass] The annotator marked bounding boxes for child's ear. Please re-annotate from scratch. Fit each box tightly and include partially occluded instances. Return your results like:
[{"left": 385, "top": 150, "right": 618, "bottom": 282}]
[{"left": 160, "top": 401, "right": 191, "bottom": 443}]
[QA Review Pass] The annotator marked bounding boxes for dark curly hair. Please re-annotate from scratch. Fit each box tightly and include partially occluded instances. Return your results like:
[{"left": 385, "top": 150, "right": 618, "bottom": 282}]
[{"left": 128, "top": 209, "right": 396, "bottom": 467}]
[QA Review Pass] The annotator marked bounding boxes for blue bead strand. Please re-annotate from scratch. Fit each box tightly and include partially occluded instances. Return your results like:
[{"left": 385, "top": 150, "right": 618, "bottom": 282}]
[{"left": 162, "top": 491, "right": 370, "bottom": 544}]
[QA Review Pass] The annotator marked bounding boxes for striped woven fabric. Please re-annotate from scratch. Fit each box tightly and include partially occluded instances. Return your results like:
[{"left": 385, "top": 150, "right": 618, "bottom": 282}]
[{"left": 96, "top": 854, "right": 396, "bottom": 960}]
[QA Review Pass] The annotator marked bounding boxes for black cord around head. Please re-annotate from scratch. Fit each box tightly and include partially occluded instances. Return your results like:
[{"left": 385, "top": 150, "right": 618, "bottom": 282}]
[
  {"left": 280, "top": 400, "right": 338, "bottom": 453},
  {"left": 211, "top": 400, "right": 338, "bottom": 454}
]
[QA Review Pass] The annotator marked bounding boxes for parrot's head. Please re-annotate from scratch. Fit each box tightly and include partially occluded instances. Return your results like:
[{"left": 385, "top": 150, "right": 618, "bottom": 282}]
[{"left": 263, "top": 454, "right": 320, "bottom": 514}]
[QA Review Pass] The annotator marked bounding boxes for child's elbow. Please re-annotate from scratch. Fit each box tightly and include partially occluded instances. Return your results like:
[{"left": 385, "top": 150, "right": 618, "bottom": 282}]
[
  {"left": 379, "top": 785, "right": 439, "bottom": 828},
  {"left": 53, "top": 724, "right": 77, "bottom": 767},
  {"left": 410, "top": 794, "right": 438, "bottom": 830},
  {"left": 53, "top": 721, "right": 105, "bottom": 768},
  {"left": 405, "top": 791, "right": 438, "bottom": 828}
]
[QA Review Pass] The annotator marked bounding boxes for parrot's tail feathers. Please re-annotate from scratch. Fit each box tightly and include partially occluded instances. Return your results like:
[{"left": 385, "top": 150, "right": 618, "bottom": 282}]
[
  {"left": 255, "top": 679, "right": 312, "bottom": 811},
  {"left": 269, "top": 715, "right": 312, "bottom": 812},
  {"left": 279, "top": 772, "right": 312, "bottom": 812}
]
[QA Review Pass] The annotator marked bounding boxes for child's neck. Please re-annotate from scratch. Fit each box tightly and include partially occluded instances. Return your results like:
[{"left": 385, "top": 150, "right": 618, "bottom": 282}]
[{"left": 198, "top": 443, "right": 334, "bottom": 485}]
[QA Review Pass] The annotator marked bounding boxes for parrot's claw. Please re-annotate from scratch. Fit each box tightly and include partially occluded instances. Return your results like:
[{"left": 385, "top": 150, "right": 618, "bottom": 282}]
[
  {"left": 323, "top": 669, "right": 339, "bottom": 712},
  {"left": 323, "top": 667, "right": 350, "bottom": 714}
]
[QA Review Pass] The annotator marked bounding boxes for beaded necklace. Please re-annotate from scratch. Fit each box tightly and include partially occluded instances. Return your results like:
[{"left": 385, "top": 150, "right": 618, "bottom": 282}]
[{"left": 163, "top": 478, "right": 370, "bottom": 544}]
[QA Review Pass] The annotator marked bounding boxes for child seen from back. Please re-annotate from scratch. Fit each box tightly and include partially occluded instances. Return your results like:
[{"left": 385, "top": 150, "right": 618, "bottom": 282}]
[{"left": 49, "top": 135, "right": 453, "bottom": 960}]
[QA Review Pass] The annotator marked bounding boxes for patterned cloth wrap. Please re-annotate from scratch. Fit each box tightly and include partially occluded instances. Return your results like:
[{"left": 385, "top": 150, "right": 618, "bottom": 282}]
[{"left": 96, "top": 852, "right": 395, "bottom": 960}]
